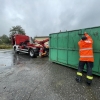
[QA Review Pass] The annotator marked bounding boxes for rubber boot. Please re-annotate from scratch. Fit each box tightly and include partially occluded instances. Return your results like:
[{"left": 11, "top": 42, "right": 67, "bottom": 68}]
[{"left": 86, "top": 79, "right": 92, "bottom": 86}]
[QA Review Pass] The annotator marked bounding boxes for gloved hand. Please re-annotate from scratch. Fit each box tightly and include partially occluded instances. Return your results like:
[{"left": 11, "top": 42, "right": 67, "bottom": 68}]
[{"left": 81, "top": 36, "right": 87, "bottom": 40}]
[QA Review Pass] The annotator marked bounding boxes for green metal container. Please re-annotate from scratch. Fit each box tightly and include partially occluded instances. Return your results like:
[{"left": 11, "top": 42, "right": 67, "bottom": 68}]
[{"left": 49, "top": 26, "right": 100, "bottom": 76}]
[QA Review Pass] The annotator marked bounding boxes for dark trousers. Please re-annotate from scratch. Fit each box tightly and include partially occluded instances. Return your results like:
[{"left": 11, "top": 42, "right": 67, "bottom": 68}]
[
  {"left": 78, "top": 61, "right": 93, "bottom": 76},
  {"left": 76, "top": 61, "right": 93, "bottom": 83}
]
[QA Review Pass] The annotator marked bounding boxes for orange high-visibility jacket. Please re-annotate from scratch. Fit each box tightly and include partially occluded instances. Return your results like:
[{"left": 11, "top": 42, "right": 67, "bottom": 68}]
[{"left": 78, "top": 33, "right": 94, "bottom": 62}]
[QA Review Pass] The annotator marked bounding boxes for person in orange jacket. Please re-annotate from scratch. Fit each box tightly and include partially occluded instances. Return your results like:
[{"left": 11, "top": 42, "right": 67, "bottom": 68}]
[{"left": 76, "top": 32, "right": 94, "bottom": 86}]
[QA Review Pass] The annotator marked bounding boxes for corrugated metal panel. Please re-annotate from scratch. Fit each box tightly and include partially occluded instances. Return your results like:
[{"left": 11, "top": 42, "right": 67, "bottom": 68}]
[
  {"left": 50, "top": 33, "right": 58, "bottom": 61},
  {"left": 57, "top": 32, "right": 68, "bottom": 64},
  {"left": 68, "top": 30, "right": 81, "bottom": 68}
]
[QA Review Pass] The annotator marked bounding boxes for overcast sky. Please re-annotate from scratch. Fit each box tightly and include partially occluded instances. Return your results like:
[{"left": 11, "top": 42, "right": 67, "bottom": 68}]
[{"left": 0, "top": 0, "right": 100, "bottom": 37}]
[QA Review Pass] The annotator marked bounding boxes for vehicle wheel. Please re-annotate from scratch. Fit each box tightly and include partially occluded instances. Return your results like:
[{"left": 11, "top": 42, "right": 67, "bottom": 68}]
[
  {"left": 29, "top": 49, "right": 35, "bottom": 58},
  {"left": 14, "top": 47, "right": 19, "bottom": 54}
]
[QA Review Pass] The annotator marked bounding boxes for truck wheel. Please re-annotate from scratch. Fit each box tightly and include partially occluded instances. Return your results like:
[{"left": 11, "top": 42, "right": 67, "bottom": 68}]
[
  {"left": 29, "top": 49, "right": 35, "bottom": 58},
  {"left": 14, "top": 47, "right": 19, "bottom": 54}
]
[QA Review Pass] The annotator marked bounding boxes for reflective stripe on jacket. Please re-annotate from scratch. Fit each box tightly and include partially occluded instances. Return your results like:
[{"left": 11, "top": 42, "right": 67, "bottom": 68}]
[{"left": 78, "top": 33, "right": 94, "bottom": 62}]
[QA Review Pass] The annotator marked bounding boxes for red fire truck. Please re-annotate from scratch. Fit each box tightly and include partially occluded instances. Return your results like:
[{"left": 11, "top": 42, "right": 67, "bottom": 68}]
[{"left": 12, "top": 34, "right": 49, "bottom": 58}]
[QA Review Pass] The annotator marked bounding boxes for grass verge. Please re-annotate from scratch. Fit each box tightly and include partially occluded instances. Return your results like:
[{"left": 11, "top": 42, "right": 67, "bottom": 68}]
[{"left": 0, "top": 45, "right": 12, "bottom": 49}]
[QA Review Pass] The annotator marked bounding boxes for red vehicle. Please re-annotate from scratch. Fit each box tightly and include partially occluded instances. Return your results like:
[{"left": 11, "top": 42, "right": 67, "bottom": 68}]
[
  {"left": 12, "top": 34, "right": 42, "bottom": 58},
  {"left": 35, "top": 38, "right": 49, "bottom": 57}
]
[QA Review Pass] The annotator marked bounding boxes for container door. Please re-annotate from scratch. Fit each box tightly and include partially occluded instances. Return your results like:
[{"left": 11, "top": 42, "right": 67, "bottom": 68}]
[
  {"left": 49, "top": 34, "right": 58, "bottom": 61},
  {"left": 57, "top": 32, "right": 68, "bottom": 64},
  {"left": 68, "top": 30, "right": 81, "bottom": 69}
]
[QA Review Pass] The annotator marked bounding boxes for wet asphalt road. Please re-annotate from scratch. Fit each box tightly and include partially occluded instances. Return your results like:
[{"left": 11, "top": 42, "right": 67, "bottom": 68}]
[{"left": 0, "top": 49, "right": 100, "bottom": 100}]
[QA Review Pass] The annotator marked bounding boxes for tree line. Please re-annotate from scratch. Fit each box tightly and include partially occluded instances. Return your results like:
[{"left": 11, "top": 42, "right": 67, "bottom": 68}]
[
  {"left": 0, "top": 25, "right": 25, "bottom": 45},
  {"left": 0, "top": 34, "right": 11, "bottom": 45}
]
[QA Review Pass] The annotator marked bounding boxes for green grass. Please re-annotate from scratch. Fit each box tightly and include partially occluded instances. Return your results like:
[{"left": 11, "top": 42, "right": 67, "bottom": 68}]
[{"left": 0, "top": 45, "right": 12, "bottom": 49}]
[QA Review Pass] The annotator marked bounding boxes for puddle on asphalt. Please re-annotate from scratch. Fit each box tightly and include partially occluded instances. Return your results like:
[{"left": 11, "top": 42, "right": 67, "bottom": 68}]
[
  {"left": 0, "top": 50, "right": 13, "bottom": 70},
  {"left": 0, "top": 49, "right": 32, "bottom": 70}
]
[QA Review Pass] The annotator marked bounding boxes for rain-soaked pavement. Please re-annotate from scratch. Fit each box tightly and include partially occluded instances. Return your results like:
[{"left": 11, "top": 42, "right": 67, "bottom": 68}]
[{"left": 0, "top": 49, "right": 100, "bottom": 100}]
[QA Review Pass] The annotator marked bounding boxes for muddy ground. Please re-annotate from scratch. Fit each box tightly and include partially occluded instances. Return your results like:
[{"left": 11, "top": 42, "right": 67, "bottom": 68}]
[{"left": 0, "top": 49, "right": 100, "bottom": 100}]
